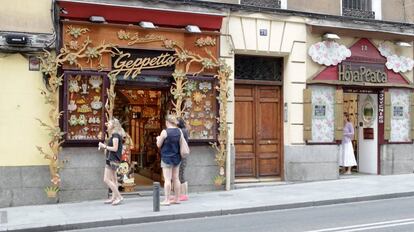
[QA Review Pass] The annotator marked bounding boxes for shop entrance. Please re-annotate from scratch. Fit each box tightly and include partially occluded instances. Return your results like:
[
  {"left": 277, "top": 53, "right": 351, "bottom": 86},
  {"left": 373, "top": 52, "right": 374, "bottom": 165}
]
[
  {"left": 234, "top": 85, "right": 282, "bottom": 179},
  {"left": 343, "top": 91, "right": 378, "bottom": 174},
  {"left": 113, "top": 80, "right": 171, "bottom": 191}
]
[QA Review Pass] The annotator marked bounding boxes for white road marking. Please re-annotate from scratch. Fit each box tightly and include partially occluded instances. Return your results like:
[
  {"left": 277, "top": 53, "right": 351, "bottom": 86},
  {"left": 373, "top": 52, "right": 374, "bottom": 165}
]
[{"left": 305, "top": 218, "right": 414, "bottom": 232}]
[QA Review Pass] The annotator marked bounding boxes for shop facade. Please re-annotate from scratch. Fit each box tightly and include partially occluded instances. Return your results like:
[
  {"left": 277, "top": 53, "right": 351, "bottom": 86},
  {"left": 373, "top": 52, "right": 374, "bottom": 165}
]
[
  {"left": 304, "top": 35, "right": 414, "bottom": 178},
  {"left": 52, "top": 1, "right": 233, "bottom": 202}
]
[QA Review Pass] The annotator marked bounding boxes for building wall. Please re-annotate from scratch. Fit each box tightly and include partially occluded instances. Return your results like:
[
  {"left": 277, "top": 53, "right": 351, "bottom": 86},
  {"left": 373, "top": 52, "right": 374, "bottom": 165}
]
[
  {"left": 0, "top": 0, "right": 53, "bottom": 33},
  {"left": 382, "top": 0, "right": 414, "bottom": 23},
  {"left": 288, "top": 0, "right": 340, "bottom": 15},
  {"left": 0, "top": 53, "right": 53, "bottom": 207},
  {"left": 0, "top": 54, "right": 52, "bottom": 166}
]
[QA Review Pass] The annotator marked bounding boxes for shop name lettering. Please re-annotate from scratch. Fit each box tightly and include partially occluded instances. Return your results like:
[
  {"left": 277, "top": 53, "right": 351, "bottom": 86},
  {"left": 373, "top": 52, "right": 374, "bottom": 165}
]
[
  {"left": 338, "top": 65, "right": 387, "bottom": 83},
  {"left": 109, "top": 52, "right": 178, "bottom": 79}
]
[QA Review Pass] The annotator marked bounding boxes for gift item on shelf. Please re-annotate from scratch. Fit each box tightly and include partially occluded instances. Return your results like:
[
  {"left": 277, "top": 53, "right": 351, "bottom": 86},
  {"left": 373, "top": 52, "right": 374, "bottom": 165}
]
[
  {"left": 199, "top": 81, "right": 212, "bottom": 93},
  {"left": 81, "top": 82, "right": 89, "bottom": 95},
  {"left": 68, "top": 75, "right": 81, "bottom": 93},
  {"left": 192, "top": 91, "right": 205, "bottom": 104},
  {"left": 68, "top": 115, "right": 78, "bottom": 126},
  {"left": 77, "top": 104, "right": 92, "bottom": 113},
  {"left": 90, "top": 96, "right": 103, "bottom": 110},
  {"left": 68, "top": 100, "right": 77, "bottom": 112},
  {"left": 89, "top": 75, "right": 102, "bottom": 93}
]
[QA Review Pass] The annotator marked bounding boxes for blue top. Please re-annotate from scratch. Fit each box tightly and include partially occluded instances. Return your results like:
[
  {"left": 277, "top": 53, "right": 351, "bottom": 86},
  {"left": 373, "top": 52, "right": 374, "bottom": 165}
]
[
  {"left": 106, "top": 133, "right": 123, "bottom": 162},
  {"left": 160, "top": 128, "right": 182, "bottom": 166}
]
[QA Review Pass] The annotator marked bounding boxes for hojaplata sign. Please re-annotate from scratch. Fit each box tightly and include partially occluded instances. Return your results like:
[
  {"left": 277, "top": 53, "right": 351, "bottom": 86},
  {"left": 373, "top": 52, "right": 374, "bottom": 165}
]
[
  {"left": 338, "top": 62, "right": 388, "bottom": 84},
  {"left": 378, "top": 90, "right": 384, "bottom": 124},
  {"left": 109, "top": 49, "right": 178, "bottom": 79}
]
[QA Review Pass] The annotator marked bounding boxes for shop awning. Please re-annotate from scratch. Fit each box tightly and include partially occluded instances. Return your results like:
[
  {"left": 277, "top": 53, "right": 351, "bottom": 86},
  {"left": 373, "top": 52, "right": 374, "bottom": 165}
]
[{"left": 57, "top": 0, "right": 224, "bottom": 31}]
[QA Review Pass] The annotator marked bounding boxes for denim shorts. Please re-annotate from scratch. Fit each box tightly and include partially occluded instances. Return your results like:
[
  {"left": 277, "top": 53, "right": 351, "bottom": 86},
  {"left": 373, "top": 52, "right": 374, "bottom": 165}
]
[{"left": 161, "top": 160, "right": 180, "bottom": 168}]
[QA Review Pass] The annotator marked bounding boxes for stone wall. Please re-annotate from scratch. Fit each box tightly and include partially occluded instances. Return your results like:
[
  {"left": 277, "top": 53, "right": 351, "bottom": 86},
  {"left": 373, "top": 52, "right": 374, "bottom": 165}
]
[
  {"left": 59, "top": 147, "right": 107, "bottom": 203},
  {"left": 381, "top": 144, "right": 414, "bottom": 175},
  {"left": 284, "top": 145, "right": 339, "bottom": 181},
  {"left": 0, "top": 166, "right": 50, "bottom": 207},
  {"left": 186, "top": 145, "right": 220, "bottom": 192}
]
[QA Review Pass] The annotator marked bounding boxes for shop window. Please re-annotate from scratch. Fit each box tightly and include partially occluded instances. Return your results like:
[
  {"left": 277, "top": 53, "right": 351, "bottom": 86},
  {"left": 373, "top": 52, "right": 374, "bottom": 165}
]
[
  {"left": 240, "top": 0, "right": 281, "bottom": 9},
  {"left": 63, "top": 72, "right": 107, "bottom": 143},
  {"left": 235, "top": 55, "right": 282, "bottom": 82},
  {"left": 182, "top": 76, "right": 218, "bottom": 141},
  {"left": 342, "top": 0, "right": 375, "bottom": 19}
]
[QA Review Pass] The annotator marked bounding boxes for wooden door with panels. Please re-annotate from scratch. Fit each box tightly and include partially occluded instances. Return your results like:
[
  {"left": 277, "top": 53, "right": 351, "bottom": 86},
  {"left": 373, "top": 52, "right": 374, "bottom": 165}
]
[{"left": 235, "top": 85, "right": 282, "bottom": 178}]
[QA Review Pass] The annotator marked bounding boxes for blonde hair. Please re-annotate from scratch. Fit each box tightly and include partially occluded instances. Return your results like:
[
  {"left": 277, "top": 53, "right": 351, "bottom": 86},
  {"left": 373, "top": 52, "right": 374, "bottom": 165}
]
[
  {"left": 109, "top": 118, "right": 125, "bottom": 137},
  {"left": 165, "top": 114, "right": 178, "bottom": 126}
]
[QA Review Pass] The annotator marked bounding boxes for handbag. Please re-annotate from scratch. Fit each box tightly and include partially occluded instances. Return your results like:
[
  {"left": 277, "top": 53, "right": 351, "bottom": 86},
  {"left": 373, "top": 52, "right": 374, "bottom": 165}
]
[{"left": 179, "top": 129, "right": 190, "bottom": 158}]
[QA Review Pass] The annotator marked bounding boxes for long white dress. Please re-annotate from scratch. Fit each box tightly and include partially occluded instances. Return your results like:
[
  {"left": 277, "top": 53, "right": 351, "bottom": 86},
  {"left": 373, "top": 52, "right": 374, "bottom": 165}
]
[{"left": 339, "top": 122, "right": 357, "bottom": 167}]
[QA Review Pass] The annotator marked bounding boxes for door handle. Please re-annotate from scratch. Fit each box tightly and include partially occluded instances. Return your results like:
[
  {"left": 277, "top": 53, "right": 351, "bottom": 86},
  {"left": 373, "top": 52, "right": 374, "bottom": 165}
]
[
  {"left": 242, "top": 140, "right": 246, "bottom": 144},
  {"left": 267, "top": 140, "right": 271, "bottom": 144}
]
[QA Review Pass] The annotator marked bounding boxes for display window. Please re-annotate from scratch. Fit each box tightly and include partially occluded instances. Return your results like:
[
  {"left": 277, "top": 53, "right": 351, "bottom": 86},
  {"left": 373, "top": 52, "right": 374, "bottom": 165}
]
[{"left": 63, "top": 72, "right": 107, "bottom": 143}]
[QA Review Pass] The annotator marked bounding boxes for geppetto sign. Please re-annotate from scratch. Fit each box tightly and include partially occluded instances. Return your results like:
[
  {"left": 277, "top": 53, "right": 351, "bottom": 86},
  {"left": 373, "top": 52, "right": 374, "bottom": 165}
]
[
  {"left": 338, "top": 63, "right": 388, "bottom": 84},
  {"left": 109, "top": 49, "right": 178, "bottom": 79}
]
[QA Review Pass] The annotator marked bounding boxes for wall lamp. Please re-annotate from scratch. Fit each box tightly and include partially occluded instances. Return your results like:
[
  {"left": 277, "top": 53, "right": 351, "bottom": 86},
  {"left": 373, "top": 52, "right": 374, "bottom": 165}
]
[
  {"left": 139, "top": 21, "right": 156, "bottom": 29},
  {"left": 395, "top": 41, "right": 412, "bottom": 47},
  {"left": 322, "top": 33, "right": 340, "bottom": 41},
  {"left": 59, "top": 8, "right": 68, "bottom": 15},
  {"left": 89, "top": 16, "right": 106, "bottom": 23},
  {"left": 185, "top": 25, "right": 201, "bottom": 33}
]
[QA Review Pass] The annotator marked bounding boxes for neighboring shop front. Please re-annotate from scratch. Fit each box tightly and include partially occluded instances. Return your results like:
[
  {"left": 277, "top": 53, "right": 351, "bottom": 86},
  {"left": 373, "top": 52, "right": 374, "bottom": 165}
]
[
  {"left": 47, "top": 1, "right": 230, "bottom": 202},
  {"left": 304, "top": 33, "right": 414, "bottom": 177}
]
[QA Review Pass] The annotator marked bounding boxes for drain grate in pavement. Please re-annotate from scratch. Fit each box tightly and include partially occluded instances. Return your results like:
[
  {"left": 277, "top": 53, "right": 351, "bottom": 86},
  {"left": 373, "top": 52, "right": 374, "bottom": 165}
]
[{"left": 0, "top": 211, "right": 7, "bottom": 224}]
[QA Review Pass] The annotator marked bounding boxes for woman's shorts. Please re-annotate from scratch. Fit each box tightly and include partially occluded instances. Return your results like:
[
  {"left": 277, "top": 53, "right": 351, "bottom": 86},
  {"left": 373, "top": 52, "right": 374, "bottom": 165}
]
[{"left": 161, "top": 160, "right": 180, "bottom": 168}]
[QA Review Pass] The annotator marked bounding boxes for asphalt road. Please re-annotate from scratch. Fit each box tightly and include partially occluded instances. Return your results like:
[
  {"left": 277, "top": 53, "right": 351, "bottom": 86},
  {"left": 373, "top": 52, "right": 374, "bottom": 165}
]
[{"left": 69, "top": 196, "right": 414, "bottom": 232}]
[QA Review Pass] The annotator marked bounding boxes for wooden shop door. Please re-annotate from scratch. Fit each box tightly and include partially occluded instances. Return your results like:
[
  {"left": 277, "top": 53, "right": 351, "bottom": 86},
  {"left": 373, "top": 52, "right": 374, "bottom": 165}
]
[{"left": 235, "top": 85, "right": 282, "bottom": 178}]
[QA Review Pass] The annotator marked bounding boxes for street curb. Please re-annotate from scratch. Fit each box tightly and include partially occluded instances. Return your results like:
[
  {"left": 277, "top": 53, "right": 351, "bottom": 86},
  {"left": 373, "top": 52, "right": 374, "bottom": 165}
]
[{"left": 6, "top": 191, "right": 414, "bottom": 231}]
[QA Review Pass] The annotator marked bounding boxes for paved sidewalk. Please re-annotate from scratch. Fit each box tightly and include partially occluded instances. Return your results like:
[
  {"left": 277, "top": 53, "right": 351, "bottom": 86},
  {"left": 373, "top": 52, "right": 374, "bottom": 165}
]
[{"left": 3, "top": 174, "right": 414, "bottom": 231}]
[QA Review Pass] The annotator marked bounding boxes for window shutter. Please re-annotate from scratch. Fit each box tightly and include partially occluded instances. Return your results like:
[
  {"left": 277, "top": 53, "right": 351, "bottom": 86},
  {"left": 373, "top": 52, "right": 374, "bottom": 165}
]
[
  {"left": 303, "top": 88, "right": 312, "bottom": 141},
  {"left": 411, "top": 92, "right": 414, "bottom": 141},
  {"left": 335, "top": 89, "right": 344, "bottom": 141},
  {"left": 384, "top": 92, "right": 391, "bottom": 141}
]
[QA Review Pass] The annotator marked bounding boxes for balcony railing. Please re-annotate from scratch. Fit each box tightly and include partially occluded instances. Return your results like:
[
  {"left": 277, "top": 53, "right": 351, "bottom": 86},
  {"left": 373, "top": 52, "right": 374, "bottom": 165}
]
[
  {"left": 240, "top": 0, "right": 281, "bottom": 9},
  {"left": 342, "top": 8, "right": 375, "bottom": 19}
]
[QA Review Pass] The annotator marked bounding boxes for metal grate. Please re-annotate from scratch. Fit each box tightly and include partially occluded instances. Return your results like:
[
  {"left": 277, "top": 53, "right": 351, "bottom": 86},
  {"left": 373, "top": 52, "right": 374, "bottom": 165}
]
[
  {"left": 342, "top": 0, "right": 375, "bottom": 19},
  {"left": 240, "top": 0, "right": 281, "bottom": 9},
  {"left": 235, "top": 55, "right": 282, "bottom": 81}
]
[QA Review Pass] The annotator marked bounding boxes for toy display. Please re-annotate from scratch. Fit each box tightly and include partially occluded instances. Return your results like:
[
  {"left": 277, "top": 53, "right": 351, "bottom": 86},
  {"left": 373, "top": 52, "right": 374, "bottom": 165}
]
[
  {"left": 65, "top": 74, "right": 105, "bottom": 141},
  {"left": 183, "top": 78, "right": 217, "bottom": 140}
]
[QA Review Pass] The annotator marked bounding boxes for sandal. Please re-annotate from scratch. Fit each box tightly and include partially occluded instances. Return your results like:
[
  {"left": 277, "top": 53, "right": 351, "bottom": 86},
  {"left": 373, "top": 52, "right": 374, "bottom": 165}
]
[
  {"left": 160, "top": 201, "right": 170, "bottom": 206},
  {"left": 104, "top": 199, "right": 114, "bottom": 204},
  {"left": 112, "top": 197, "right": 123, "bottom": 206}
]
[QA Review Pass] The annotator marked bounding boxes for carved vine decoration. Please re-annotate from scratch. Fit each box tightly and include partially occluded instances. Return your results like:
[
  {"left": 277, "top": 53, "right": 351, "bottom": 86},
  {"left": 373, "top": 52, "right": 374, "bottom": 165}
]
[
  {"left": 118, "top": 30, "right": 165, "bottom": 46},
  {"left": 38, "top": 26, "right": 122, "bottom": 197},
  {"left": 195, "top": 36, "right": 216, "bottom": 47}
]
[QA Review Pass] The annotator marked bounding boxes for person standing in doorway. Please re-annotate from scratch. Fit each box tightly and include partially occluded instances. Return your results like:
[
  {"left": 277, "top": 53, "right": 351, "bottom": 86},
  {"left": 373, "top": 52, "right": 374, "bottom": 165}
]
[
  {"left": 339, "top": 112, "right": 357, "bottom": 174},
  {"left": 177, "top": 118, "right": 189, "bottom": 201},
  {"left": 156, "top": 115, "right": 181, "bottom": 206},
  {"left": 98, "top": 118, "right": 125, "bottom": 205}
]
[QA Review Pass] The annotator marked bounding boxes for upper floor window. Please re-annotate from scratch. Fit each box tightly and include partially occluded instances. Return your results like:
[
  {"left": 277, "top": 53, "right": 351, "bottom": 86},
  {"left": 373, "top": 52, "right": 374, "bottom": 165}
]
[
  {"left": 342, "top": 0, "right": 375, "bottom": 19},
  {"left": 240, "top": 0, "right": 281, "bottom": 9}
]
